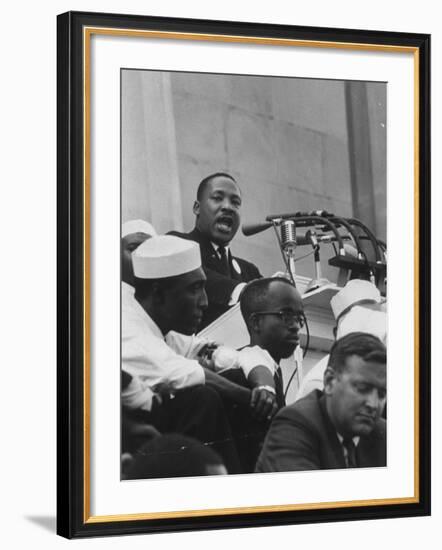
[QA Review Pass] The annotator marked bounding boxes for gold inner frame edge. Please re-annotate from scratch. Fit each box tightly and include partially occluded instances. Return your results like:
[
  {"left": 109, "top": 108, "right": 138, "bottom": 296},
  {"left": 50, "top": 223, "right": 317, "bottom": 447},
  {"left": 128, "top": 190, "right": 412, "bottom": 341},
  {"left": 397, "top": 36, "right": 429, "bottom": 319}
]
[{"left": 82, "top": 26, "right": 421, "bottom": 524}]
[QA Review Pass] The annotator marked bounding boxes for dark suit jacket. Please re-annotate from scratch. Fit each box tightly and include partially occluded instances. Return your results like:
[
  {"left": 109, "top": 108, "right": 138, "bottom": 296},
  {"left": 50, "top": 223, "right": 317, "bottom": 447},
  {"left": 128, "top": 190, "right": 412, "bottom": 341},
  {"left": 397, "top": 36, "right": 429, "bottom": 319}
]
[
  {"left": 255, "top": 390, "right": 386, "bottom": 472},
  {"left": 168, "top": 228, "right": 262, "bottom": 327}
]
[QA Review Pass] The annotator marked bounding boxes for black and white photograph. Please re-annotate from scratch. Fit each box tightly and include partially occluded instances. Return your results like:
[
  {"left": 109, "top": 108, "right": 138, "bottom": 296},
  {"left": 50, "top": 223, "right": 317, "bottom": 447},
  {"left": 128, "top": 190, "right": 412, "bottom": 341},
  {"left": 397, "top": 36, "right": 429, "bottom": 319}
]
[
  {"left": 1, "top": 0, "right": 438, "bottom": 546},
  {"left": 120, "top": 68, "right": 388, "bottom": 480},
  {"left": 55, "top": 11, "right": 430, "bottom": 538}
]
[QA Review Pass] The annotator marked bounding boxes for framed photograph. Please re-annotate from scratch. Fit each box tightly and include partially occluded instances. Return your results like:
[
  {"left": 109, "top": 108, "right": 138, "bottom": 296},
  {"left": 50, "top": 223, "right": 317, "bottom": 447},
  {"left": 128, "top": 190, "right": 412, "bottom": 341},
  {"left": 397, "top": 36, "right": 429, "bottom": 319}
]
[{"left": 57, "top": 11, "right": 431, "bottom": 538}]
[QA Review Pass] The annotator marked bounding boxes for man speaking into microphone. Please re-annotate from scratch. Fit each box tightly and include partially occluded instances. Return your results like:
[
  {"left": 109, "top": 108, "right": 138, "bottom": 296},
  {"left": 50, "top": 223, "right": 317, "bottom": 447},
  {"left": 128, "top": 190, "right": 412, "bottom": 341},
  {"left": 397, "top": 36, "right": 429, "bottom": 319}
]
[{"left": 169, "top": 172, "right": 262, "bottom": 328}]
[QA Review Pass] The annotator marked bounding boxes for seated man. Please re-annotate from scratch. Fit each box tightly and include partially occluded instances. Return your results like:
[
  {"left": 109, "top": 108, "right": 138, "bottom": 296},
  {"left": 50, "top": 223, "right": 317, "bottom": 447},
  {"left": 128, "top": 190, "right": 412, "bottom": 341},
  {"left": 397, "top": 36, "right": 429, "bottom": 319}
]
[
  {"left": 296, "top": 279, "right": 386, "bottom": 401},
  {"left": 256, "top": 332, "right": 386, "bottom": 472},
  {"left": 214, "top": 277, "right": 304, "bottom": 472},
  {"left": 122, "top": 234, "right": 243, "bottom": 473},
  {"left": 169, "top": 172, "right": 261, "bottom": 327},
  {"left": 238, "top": 277, "right": 305, "bottom": 410},
  {"left": 122, "top": 218, "right": 157, "bottom": 289}
]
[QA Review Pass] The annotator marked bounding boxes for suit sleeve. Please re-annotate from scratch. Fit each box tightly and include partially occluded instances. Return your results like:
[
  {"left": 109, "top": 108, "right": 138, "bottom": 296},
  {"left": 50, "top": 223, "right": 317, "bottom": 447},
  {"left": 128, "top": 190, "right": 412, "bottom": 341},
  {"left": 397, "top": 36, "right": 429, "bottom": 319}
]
[{"left": 255, "top": 408, "right": 321, "bottom": 472}]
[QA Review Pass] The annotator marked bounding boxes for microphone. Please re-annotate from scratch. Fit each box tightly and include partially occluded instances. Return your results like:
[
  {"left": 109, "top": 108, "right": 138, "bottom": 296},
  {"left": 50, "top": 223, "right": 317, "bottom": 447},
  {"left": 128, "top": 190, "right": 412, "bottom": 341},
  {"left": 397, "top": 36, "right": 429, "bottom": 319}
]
[
  {"left": 265, "top": 210, "right": 334, "bottom": 221},
  {"left": 280, "top": 220, "right": 297, "bottom": 257},
  {"left": 242, "top": 221, "right": 273, "bottom": 236},
  {"left": 242, "top": 219, "right": 346, "bottom": 247}
]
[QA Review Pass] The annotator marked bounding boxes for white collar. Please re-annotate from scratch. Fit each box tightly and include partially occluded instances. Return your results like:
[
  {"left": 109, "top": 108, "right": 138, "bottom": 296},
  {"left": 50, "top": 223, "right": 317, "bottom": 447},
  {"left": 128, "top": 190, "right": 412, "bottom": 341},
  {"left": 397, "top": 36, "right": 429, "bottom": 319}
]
[
  {"left": 337, "top": 433, "right": 360, "bottom": 447},
  {"left": 211, "top": 242, "right": 230, "bottom": 253}
]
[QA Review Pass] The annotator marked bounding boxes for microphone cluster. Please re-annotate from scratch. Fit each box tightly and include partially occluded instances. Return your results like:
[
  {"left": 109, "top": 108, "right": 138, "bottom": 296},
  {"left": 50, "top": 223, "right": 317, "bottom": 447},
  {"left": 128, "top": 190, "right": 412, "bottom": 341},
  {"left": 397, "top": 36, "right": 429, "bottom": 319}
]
[{"left": 242, "top": 210, "right": 387, "bottom": 286}]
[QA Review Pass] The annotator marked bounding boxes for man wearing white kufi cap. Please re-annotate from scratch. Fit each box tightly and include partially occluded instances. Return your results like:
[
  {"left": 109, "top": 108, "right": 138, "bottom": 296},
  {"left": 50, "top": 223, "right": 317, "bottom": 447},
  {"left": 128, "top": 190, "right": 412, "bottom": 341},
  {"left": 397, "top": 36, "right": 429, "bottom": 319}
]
[
  {"left": 122, "top": 219, "right": 157, "bottom": 291},
  {"left": 295, "top": 279, "right": 386, "bottom": 401},
  {"left": 121, "top": 219, "right": 160, "bottom": 447},
  {"left": 122, "top": 235, "right": 242, "bottom": 472}
]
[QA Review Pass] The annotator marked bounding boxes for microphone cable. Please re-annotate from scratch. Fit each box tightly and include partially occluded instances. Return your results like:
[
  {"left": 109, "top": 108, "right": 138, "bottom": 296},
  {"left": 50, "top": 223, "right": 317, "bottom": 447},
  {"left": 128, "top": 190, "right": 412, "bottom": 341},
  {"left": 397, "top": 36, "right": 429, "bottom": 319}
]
[{"left": 284, "top": 314, "right": 310, "bottom": 401}]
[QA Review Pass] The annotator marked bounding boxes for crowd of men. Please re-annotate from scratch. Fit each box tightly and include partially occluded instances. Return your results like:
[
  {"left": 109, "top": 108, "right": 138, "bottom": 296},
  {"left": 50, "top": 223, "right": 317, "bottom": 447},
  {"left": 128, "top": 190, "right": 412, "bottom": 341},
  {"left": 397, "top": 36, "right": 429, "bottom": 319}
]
[{"left": 121, "top": 172, "right": 387, "bottom": 479}]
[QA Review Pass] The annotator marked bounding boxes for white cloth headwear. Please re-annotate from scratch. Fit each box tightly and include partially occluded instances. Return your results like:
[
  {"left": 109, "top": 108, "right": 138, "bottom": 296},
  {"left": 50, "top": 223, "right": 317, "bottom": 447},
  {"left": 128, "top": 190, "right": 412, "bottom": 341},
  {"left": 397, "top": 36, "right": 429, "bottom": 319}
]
[
  {"left": 122, "top": 219, "right": 157, "bottom": 239},
  {"left": 133, "top": 235, "right": 201, "bottom": 279},
  {"left": 330, "top": 279, "right": 381, "bottom": 321},
  {"left": 336, "top": 305, "right": 387, "bottom": 343}
]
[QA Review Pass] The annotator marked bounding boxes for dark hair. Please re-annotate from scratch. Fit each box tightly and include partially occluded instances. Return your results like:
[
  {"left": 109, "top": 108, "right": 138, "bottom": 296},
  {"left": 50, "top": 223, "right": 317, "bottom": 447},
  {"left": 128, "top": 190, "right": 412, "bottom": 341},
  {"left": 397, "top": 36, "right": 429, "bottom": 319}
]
[
  {"left": 328, "top": 332, "right": 386, "bottom": 374},
  {"left": 196, "top": 172, "right": 239, "bottom": 201},
  {"left": 240, "top": 277, "right": 299, "bottom": 327},
  {"left": 125, "top": 434, "right": 224, "bottom": 479}
]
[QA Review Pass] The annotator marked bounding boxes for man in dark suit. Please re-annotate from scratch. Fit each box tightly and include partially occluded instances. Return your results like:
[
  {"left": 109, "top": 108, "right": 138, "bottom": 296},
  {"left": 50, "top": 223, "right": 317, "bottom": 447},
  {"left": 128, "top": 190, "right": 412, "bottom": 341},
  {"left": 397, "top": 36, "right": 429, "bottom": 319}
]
[
  {"left": 255, "top": 332, "right": 386, "bottom": 472},
  {"left": 169, "top": 172, "right": 262, "bottom": 327}
]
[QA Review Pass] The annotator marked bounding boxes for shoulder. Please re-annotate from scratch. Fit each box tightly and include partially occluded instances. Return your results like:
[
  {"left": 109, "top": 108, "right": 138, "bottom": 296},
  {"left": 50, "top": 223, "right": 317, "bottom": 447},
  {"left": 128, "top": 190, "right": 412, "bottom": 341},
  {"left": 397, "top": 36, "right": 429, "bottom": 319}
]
[
  {"left": 276, "top": 390, "right": 324, "bottom": 428},
  {"left": 237, "top": 345, "right": 275, "bottom": 371}
]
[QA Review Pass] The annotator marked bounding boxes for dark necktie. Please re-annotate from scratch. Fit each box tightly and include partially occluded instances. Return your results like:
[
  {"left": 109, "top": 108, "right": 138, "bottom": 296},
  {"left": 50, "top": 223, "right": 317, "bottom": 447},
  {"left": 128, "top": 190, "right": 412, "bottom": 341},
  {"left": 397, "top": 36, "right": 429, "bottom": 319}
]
[
  {"left": 274, "top": 366, "right": 285, "bottom": 408},
  {"left": 217, "top": 245, "right": 231, "bottom": 277},
  {"left": 342, "top": 437, "right": 357, "bottom": 468}
]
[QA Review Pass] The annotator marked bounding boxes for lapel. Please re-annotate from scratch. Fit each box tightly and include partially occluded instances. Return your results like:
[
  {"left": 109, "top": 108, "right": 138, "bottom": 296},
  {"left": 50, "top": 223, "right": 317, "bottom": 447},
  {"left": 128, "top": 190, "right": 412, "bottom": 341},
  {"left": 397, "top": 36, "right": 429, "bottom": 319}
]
[
  {"left": 190, "top": 228, "right": 241, "bottom": 279},
  {"left": 318, "top": 393, "right": 347, "bottom": 468},
  {"left": 189, "top": 228, "right": 218, "bottom": 265}
]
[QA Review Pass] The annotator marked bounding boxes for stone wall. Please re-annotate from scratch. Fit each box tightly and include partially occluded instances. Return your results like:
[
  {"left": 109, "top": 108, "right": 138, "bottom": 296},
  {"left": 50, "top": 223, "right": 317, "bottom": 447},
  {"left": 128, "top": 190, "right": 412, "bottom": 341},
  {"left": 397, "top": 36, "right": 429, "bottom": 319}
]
[{"left": 122, "top": 69, "right": 386, "bottom": 281}]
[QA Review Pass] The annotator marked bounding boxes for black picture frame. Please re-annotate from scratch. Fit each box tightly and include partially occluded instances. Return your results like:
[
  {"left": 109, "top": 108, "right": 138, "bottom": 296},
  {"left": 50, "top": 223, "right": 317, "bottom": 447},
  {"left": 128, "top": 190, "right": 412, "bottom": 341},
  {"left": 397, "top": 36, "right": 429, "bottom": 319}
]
[{"left": 57, "top": 10, "right": 431, "bottom": 539}]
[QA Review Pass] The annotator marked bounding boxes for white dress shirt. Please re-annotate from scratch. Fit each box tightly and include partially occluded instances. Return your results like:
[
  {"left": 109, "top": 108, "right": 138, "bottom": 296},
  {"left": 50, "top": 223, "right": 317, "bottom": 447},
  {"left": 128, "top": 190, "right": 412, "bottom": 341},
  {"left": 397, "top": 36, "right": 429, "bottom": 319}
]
[
  {"left": 122, "top": 293, "right": 205, "bottom": 395},
  {"left": 236, "top": 346, "right": 277, "bottom": 378},
  {"left": 211, "top": 242, "right": 246, "bottom": 305}
]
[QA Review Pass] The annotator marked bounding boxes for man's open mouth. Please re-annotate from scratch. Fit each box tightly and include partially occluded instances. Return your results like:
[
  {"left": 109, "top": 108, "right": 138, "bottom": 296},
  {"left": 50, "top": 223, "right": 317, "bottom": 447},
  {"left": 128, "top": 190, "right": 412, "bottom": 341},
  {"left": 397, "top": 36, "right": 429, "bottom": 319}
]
[{"left": 215, "top": 216, "right": 234, "bottom": 233}]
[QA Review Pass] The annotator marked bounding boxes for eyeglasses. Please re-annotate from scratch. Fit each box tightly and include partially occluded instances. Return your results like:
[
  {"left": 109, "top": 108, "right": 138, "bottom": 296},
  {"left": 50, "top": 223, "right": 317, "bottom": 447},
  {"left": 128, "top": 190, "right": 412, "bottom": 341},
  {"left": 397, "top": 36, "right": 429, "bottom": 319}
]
[{"left": 253, "top": 310, "right": 305, "bottom": 327}]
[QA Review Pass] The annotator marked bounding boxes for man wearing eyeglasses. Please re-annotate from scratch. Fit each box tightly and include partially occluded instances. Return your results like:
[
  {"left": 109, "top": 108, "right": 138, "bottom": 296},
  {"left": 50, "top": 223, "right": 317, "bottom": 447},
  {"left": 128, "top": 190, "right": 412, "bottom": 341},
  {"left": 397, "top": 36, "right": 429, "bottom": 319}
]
[
  {"left": 238, "top": 277, "right": 305, "bottom": 412},
  {"left": 217, "top": 277, "right": 304, "bottom": 472}
]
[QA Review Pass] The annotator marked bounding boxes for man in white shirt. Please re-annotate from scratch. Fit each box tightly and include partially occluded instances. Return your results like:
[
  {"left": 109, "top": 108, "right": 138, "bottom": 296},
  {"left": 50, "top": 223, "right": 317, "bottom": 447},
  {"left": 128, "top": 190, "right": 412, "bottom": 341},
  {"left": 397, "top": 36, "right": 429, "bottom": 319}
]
[
  {"left": 238, "top": 277, "right": 305, "bottom": 410},
  {"left": 211, "top": 277, "right": 304, "bottom": 471},
  {"left": 122, "top": 234, "right": 243, "bottom": 472}
]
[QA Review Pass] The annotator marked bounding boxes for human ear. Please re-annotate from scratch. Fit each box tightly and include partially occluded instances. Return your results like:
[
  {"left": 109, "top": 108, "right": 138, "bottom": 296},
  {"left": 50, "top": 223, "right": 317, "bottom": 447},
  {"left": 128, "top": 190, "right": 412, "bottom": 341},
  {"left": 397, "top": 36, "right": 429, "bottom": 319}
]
[
  {"left": 249, "top": 313, "right": 261, "bottom": 333},
  {"left": 193, "top": 200, "right": 200, "bottom": 216},
  {"left": 323, "top": 367, "right": 337, "bottom": 395}
]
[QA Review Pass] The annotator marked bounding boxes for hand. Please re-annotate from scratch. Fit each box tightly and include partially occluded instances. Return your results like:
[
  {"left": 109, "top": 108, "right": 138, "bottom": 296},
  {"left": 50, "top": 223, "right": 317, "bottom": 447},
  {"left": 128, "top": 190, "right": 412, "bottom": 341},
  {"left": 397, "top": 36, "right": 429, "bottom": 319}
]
[
  {"left": 197, "top": 342, "right": 219, "bottom": 369},
  {"left": 250, "top": 387, "right": 278, "bottom": 422}
]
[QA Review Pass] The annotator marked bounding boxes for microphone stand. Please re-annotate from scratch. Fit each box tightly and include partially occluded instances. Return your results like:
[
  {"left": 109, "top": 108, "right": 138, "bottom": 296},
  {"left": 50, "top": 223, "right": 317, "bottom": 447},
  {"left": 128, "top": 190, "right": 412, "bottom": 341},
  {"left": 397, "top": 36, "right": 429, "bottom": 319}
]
[{"left": 304, "top": 231, "right": 332, "bottom": 293}]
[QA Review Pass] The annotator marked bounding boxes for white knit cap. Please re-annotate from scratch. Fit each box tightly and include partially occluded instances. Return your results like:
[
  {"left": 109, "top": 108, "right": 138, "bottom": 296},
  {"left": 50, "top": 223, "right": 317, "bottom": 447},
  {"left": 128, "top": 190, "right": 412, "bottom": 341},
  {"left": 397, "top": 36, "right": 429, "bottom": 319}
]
[
  {"left": 330, "top": 279, "right": 381, "bottom": 321},
  {"left": 133, "top": 235, "right": 201, "bottom": 279},
  {"left": 122, "top": 219, "right": 157, "bottom": 239}
]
